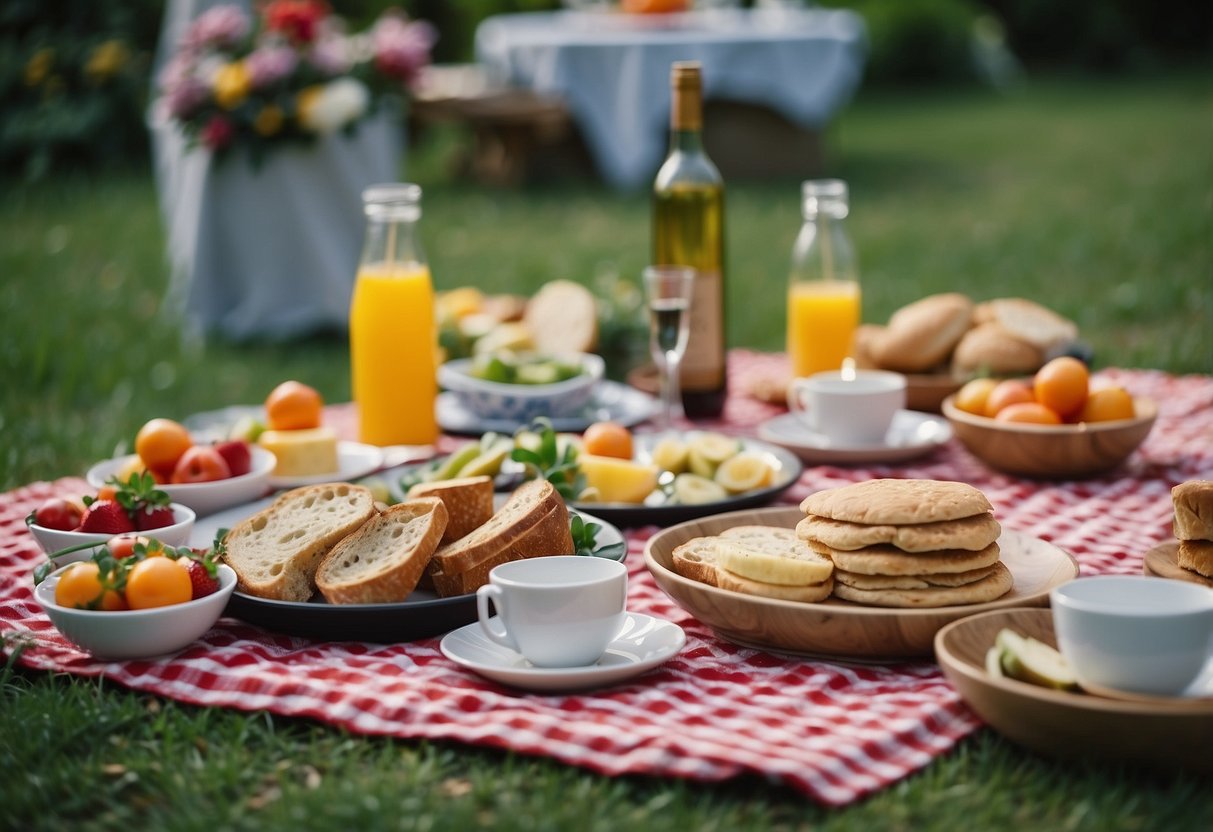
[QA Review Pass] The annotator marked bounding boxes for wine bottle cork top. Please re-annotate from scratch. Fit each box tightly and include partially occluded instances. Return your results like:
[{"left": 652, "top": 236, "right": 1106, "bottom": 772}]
[{"left": 671, "top": 61, "right": 702, "bottom": 88}]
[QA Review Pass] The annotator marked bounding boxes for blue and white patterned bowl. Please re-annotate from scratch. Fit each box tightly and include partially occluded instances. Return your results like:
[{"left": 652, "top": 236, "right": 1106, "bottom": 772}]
[{"left": 438, "top": 353, "right": 604, "bottom": 423}]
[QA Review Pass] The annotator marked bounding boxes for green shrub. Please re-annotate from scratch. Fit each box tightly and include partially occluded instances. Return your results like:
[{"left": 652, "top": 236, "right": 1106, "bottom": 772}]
[
  {"left": 0, "top": 0, "right": 163, "bottom": 179},
  {"left": 826, "top": 0, "right": 983, "bottom": 85}
]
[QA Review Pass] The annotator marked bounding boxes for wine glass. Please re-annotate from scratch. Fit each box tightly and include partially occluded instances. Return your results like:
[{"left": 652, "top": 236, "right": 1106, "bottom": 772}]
[{"left": 643, "top": 265, "right": 695, "bottom": 432}]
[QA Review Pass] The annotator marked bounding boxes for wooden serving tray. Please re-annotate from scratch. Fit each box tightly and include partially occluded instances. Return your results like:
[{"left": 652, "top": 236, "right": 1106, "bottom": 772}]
[
  {"left": 644, "top": 507, "right": 1079, "bottom": 660},
  {"left": 1143, "top": 540, "right": 1213, "bottom": 587}
]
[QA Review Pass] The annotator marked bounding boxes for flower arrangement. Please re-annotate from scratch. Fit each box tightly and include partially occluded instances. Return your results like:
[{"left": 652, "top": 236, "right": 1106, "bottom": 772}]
[{"left": 157, "top": 1, "right": 435, "bottom": 161}]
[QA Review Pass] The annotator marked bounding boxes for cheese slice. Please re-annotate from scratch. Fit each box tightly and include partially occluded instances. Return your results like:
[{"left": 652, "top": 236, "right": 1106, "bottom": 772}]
[{"left": 258, "top": 427, "right": 339, "bottom": 477}]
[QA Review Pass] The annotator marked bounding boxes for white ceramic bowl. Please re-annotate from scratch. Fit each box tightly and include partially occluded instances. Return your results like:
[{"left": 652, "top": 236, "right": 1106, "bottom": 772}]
[
  {"left": 438, "top": 353, "right": 604, "bottom": 422},
  {"left": 27, "top": 503, "right": 196, "bottom": 562},
  {"left": 34, "top": 563, "right": 236, "bottom": 659},
  {"left": 86, "top": 446, "right": 276, "bottom": 517},
  {"left": 1051, "top": 576, "right": 1213, "bottom": 696}
]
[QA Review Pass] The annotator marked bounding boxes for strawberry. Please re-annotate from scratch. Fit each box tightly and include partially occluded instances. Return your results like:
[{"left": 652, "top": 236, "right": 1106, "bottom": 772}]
[
  {"left": 135, "top": 504, "right": 177, "bottom": 531},
  {"left": 179, "top": 556, "right": 219, "bottom": 599},
  {"left": 79, "top": 500, "right": 136, "bottom": 534}
]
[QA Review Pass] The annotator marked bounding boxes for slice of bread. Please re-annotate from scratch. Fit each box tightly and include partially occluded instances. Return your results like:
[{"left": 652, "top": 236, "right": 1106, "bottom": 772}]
[
  {"left": 430, "top": 479, "right": 560, "bottom": 576},
  {"left": 974, "top": 298, "right": 1078, "bottom": 350},
  {"left": 1177, "top": 540, "right": 1213, "bottom": 578},
  {"left": 433, "top": 499, "right": 574, "bottom": 597},
  {"left": 315, "top": 498, "right": 449, "bottom": 604},
  {"left": 222, "top": 483, "right": 376, "bottom": 601},
  {"left": 523, "top": 279, "right": 598, "bottom": 354},
  {"left": 671, "top": 537, "right": 721, "bottom": 587},
  {"left": 407, "top": 475, "right": 495, "bottom": 544}
]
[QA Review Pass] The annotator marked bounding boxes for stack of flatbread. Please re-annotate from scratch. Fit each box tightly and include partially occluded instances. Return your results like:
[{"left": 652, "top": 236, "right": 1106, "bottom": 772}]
[{"left": 797, "top": 479, "right": 1013, "bottom": 608}]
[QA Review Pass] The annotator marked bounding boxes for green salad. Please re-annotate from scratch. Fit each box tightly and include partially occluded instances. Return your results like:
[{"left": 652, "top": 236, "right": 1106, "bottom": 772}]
[{"left": 470, "top": 353, "right": 584, "bottom": 385}]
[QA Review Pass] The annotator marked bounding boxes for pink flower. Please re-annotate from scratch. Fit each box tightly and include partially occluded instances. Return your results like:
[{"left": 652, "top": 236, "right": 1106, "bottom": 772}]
[
  {"left": 308, "top": 34, "right": 352, "bottom": 76},
  {"left": 183, "top": 5, "right": 251, "bottom": 51},
  {"left": 371, "top": 14, "right": 435, "bottom": 86},
  {"left": 201, "top": 115, "right": 234, "bottom": 150},
  {"left": 158, "top": 56, "right": 209, "bottom": 118},
  {"left": 246, "top": 44, "right": 298, "bottom": 88}
]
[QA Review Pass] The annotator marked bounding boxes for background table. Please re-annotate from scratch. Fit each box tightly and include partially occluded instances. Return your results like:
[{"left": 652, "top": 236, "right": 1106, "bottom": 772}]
[
  {"left": 2, "top": 355, "right": 1209, "bottom": 804},
  {"left": 475, "top": 8, "right": 867, "bottom": 189}
]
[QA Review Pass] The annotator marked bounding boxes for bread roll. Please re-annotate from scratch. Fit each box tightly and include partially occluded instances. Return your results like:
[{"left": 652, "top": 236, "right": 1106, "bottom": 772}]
[
  {"left": 870, "top": 293, "right": 974, "bottom": 373},
  {"left": 1172, "top": 480, "right": 1213, "bottom": 541}
]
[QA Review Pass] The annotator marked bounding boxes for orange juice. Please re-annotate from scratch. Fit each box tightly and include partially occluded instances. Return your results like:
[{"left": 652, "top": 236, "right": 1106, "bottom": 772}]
[
  {"left": 349, "top": 262, "right": 438, "bottom": 445},
  {"left": 787, "top": 281, "right": 861, "bottom": 377}
]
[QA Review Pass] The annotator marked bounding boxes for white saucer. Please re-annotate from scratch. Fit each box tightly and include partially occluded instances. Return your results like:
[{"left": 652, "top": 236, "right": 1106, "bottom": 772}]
[
  {"left": 757, "top": 409, "right": 952, "bottom": 465},
  {"left": 439, "top": 612, "right": 685, "bottom": 692},
  {"left": 437, "top": 380, "right": 657, "bottom": 435},
  {"left": 267, "top": 441, "right": 384, "bottom": 489}
]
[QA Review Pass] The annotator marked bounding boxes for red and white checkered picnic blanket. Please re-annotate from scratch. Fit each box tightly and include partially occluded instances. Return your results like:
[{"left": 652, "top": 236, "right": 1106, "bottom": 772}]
[{"left": 2, "top": 353, "right": 1210, "bottom": 804}]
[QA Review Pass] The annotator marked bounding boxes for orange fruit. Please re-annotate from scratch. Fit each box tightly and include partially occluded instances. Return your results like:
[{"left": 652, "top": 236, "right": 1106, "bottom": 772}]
[
  {"left": 125, "top": 556, "right": 192, "bottom": 610},
  {"left": 953, "top": 378, "right": 999, "bottom": 416},
  {"left": 995, "top": 402, "right": 1063, "bottom": 425},
  {"left": 135, "top": 418, "right": 194, "bottom": 472},
  {"left": 54, "top": 562, "right": 126, "bottom": 610},
  {"left": 1078, "top": 386, "right": 1136, "bottom": 423},
  {"left": 1034, "top": 357, "right": 1090, "bottom": 419},
  {"left": 265, "top": 380, "right": 324, "bottom": 431},
  {"left": 984, "top": 380, "right": 1036, "bottom": 418},
  {"left": 582, "top": 422, "right": 634, "bottom": 460}
]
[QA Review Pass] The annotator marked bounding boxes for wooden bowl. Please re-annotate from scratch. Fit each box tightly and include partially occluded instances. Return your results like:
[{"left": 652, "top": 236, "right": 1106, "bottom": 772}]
[
  {"left": 941, "top": 395, "right": 1157, "bottom": 479},
  {"left": 935, "top": 608, "right": 1213, "bottom": 772}
]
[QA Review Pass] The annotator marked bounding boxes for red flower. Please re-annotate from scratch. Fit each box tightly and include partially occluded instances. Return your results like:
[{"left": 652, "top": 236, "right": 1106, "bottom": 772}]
[
  {"left": 201, "top": 115, "right": 234, "bottom": 150},
  {"left": 263, "top": 0, "right": 330, "bottom": 44}
]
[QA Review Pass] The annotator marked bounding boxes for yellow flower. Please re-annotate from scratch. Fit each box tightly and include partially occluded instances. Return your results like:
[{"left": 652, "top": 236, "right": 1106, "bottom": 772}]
[
  {"left": 213, "top": 62, "right": 252, "bottom": 110},
  {"left": 295, "top": 85, "right": 324, "bottom": 127},
  {"left": 85, "top": 40, "right": 130, "bottom": 84},
  {"left": 24, "top": 48, "right": 54, "bottom": 87},
  {"left": 254, "top": 105, "right": 285, "bottom": 137}
]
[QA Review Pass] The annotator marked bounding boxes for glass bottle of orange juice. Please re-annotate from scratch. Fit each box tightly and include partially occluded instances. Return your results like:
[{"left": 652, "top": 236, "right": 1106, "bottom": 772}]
[
  {"left": 349, "top": 184, "right": 438, "bottom": 446},
  {"left": 787, "top": 179, "right": 861, "bottom": 378}
]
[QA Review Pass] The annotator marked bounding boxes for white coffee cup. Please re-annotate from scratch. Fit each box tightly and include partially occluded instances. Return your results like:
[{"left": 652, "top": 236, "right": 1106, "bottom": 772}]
[
  {"left": 786, "top": 369, "right": 907, "bottom": 445},
  {"left": 1050, "top": 576, "right": 1213, "bottom": 696},
  {"left": 476, "top": 556, "right": 628, "bottom": 668}
]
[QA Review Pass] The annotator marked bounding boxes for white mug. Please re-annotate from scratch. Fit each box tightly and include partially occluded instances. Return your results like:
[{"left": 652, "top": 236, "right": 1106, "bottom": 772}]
[
  {"left": 476, "top": 556, "right": 628, "bottom": 668},
  {"left": 1050, "top": 576, "right": 1213, "bottom": 696},
  {"left": 787, "top": 369, "right": 907, "bottom": 445}
]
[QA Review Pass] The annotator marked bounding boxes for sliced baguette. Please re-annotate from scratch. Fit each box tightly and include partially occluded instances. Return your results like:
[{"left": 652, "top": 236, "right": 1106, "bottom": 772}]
[
  {"left": 430, "top": 478, "right": 560, "bottom": 576},
  {"left": 315, "top": 498, "right": 449, "bottom": 604},
  {"left": 432, "top": 499, "right": 574, "bottom": 597},
  {"left": 407, "top": 475, "right": 495, "bottom": 544},
  {"left": 222, "top": 483, "right": 376, "bottom": 601}
]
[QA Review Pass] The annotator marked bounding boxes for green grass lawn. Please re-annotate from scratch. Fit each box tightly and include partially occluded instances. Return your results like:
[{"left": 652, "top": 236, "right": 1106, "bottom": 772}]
[{"left": 2, "top": 70, "right": 1212, "bottom": 829}]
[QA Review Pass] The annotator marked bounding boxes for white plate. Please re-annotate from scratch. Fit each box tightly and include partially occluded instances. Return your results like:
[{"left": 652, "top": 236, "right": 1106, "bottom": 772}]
[
  {"left": 757, "top": 410, "right": 952, "bottom": 465},
  {"left": 437, "top": 380, "right": 657, "bottom": 435},
  {"left": 440, "top": 612, "right": 685, "bottom": 692},
  {"left": 267, "top": 441, "right": 384, "bottom": 489},
  {"left": 86, "top": 448, "right": 276, "bottom": 518}
]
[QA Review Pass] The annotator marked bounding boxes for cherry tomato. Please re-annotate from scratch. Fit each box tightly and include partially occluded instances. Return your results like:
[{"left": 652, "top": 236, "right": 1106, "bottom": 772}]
[
  {"left": 125, "top": 557, "right": 192, "bottom": 609},
  {"left": 54, "top": 562, "right": 126, "bottom": 610},
  {"left": 1034, "top": 356, "right": 1090, "bottom": 419},
  {"left": 106, "top": 534, "right": 153, "bottom": 560}
]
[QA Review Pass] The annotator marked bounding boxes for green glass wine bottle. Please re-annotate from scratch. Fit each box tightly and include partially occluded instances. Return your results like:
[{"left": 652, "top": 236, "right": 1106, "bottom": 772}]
[{"left": 652, "top": 61, "right": 727, "bottom": 419}]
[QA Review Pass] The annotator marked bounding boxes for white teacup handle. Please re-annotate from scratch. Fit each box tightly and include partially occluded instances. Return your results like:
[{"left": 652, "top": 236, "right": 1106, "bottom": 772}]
[
  {"left": 786, "top": 379, "right": 818, "bottom": 430},
  {"left": 476, "top": 584, "right": 518, "bottom": 652}
]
